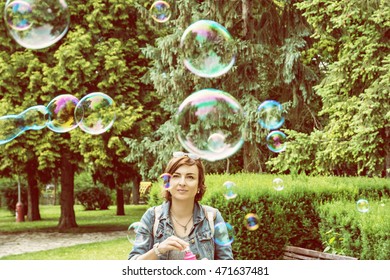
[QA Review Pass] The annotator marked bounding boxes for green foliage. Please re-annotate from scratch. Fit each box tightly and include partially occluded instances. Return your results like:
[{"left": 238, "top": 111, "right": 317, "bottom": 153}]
[
  {"left": 318, "top": 199, "right": 390, "bottom": 260},
  {"left": 273, "top": 0, "right": 390, "bottom": 177},
  {"left": 75, "top": 185, "right": 112, "bottom": 211}
]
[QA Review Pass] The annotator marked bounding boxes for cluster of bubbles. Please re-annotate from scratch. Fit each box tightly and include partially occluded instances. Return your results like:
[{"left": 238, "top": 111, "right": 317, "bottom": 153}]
[
  {"left": 0, "top": 92, "right": 116, "bottom": 145},
  {"left": 257, "top": 100, "right": 286, "bottom": 153},
  {"left": 4, "top": 0, "right": 70, "bottom": 49}
]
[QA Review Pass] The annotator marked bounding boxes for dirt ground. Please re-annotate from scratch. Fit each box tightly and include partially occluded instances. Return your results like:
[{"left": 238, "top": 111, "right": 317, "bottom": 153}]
[{"left": 0, "top": 230, "right": 126, "bottom": 258}]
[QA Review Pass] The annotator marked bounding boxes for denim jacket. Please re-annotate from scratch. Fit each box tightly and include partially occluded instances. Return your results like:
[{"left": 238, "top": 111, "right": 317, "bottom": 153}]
[{"left": 128, "top": 201, "right": 234, "bottom": 260}]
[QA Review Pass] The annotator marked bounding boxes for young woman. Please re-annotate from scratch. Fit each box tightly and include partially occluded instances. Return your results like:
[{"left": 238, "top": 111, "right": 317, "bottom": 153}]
[{"left": 128, "top": 152, "right": 233, "bottom": 260}]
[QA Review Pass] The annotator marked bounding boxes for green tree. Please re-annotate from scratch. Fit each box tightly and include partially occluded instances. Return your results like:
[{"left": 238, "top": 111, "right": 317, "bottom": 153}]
[
  {"left": 268, "top": 0, "right": 390, "bottom": 177},
  {"left": 0, "top": 0, "right": 162, "bottom": 228},
  {"left": 125, "top": 0, "right": 321, "bottom": 179}
]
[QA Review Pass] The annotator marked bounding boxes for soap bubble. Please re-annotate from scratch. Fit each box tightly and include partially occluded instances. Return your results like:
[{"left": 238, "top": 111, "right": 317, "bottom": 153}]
[
  {"left": 46, "top": 94, "right": 80, "bottom": 133},
  {"left": 160, "top": 173, "right": 171, "bottom": 189},
  {"left": 127, "top": 222, "right": 148, "bottom": 246},
  {"left": 4, "top": 0, "right": 70, "bottom": 49},
  {"left": 214, "top": 222, "right": 234, "bottom": 246},
  {"left": 356, "top": 199, "right": 369, "bottom": 213},
  {"left": 244, "top": 213, "right": 259, "bottom": 231},
  {"left": 176, "top": 88, "right": 244, "bottom": 162},
  {"left": 266, "top": 130, "right": 286, "bottom": 153},
  {"left": 0, "top": 115, "right": 24, "bottom": 145},
  {"left": 74, "top": 92, "right": 116, "bottom": 135},
  {"left": 257, "top": 100, "right": 284, "bottom": 130},
  {"left": 180, "top": 20, "right": 235, "bottom": 78},
  {"left": 149, "top": 1, "right": 171, "bottom": 23},
  {"left": 223, "top": 181, "right": 237, "bottom": 200},
  {"left": 0, "top": 105, "right": 48, "bottom": 145},
  {"left": 22, "top": 105, "right": 48, "bottom": 130},
  {"left": 272, "top": 178, "right": 284, "bottom": 191}
]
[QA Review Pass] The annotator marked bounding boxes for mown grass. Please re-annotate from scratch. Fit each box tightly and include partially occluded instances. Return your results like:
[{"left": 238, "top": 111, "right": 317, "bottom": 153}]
[
  {"left": 0, "top": 204, "right": 148, "bottom": 233},
  {"left": 0, "top": 237, "right": 131, "bottom": 260}
]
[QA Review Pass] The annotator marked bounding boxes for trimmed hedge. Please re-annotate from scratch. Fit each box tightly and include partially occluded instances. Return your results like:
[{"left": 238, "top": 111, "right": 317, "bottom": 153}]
[
  {"left": 0, "top": 179, "right": 28, "bottom": 215},
  {"left": 148, "top": 173, "right": 389, "bottom": 260},
  {"left": 75, "top": 186, "right": 112, "bottom": 210}
]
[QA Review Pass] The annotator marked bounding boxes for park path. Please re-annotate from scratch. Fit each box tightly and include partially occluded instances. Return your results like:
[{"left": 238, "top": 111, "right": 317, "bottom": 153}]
[{"left": 0, "top": 230, "right": 126, "bottom": 258}]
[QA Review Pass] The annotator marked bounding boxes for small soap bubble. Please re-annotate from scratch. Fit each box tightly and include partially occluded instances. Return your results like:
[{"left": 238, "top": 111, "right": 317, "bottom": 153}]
[
  {"left": 356, "top": 199, "right": 369, "bottom": 213},
  {"left": 149, "top": 1, "right": 171, "bottom": 23},
  {"left": 46, "top": 94, "right": 80, "bottom": 133},
  {"left": 176, "top": 89, "right": 244, "bottom": 162},
  {"left": 4, "top": 0, "right": 70, "bottom": 49},
  {"left": 223, "top": 181, "right": 237, "bottom": 200},
  {"left": 272, "top": 178, "right": 284, "bottom": 191},
  {"left": 127, "top": 222, "right": 148, "bottom": 246},
  {"left": 244, "top": 213, "right": 259, "bottom": 231},
  {"left": 214, "top": 222, "right": 234, "bottom": 246},
  {"left": 180, "top": 20, "right": 235, "bottom": 78},
  {"left": 74, "top": 92, "right": 116, "bottom": 135},
  {"left": 207, "top": 132, "right": 227, "bottom": 153},
  {"left": 257, "top": 100, "right": 284, "bottom": 130},
  {"left": 266, "top": 130, "right": 286, "bottom": 153},
  {"left": 160, "top": 173, "right": 171, "bottom": 189}
]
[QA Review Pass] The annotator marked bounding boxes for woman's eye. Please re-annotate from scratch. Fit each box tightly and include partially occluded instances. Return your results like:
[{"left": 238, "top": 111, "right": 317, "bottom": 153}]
[{"left": 187, "top": 176, "right": 195, "bottom": 180}]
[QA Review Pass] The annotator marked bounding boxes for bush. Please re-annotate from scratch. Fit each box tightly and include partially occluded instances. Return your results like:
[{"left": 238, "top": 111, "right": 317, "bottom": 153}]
[
  {"left": 148, "top": 173, "right": 389, "bottom": 260},
  {"left": 75, "top": 185, "right": 112, "bottom": 210},
  {"left": 0, "top": 178, "right": 28, "bottom": 215}
]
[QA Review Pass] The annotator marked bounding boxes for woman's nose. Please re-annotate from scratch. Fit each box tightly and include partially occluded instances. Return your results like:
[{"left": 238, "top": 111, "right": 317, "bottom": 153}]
[{"left": 178, "top": 176, "right": 186, "bottom": 185}]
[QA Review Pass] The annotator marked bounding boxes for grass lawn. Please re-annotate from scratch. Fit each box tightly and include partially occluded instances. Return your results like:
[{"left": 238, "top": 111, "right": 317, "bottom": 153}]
[
  {"left": 0, "top": 204, "right": 147, "bottom": 260},
  {"left": 0, "top": 204, "right": 148, "bottom": 233},
  {"left": 0, "top": 237, "right": 131, "bottom": 260}
]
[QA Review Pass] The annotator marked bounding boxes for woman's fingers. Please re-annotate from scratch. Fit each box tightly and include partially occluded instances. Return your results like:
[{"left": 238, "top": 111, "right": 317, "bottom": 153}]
[{"left": 159, "top": 236, "right": 189, "bottom": 253}]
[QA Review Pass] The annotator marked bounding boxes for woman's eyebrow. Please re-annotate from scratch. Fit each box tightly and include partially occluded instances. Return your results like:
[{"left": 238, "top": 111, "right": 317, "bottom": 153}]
[{"left": 173, "top": 172, "right": 196, "bottom": 175}]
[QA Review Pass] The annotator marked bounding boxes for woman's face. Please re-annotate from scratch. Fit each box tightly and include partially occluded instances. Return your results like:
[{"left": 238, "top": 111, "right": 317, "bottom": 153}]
[{"left": 169, "top": 164, "right": 199, "bottom": 202}]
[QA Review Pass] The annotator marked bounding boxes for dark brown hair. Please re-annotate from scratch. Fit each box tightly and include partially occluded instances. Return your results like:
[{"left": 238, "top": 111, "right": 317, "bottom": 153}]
[{"left": 162, "top": 156, "right": 206, "bottom": 202}]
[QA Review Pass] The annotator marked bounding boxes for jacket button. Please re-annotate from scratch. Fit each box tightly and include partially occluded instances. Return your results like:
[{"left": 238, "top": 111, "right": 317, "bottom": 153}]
[{"left": 191, "top": 239, "right": 195, "bottom": 244}]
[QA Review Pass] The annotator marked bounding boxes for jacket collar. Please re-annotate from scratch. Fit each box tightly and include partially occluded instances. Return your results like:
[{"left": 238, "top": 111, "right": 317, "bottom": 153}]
[{"left": 160, "top": 201, "right": 206, "bottom": 225}]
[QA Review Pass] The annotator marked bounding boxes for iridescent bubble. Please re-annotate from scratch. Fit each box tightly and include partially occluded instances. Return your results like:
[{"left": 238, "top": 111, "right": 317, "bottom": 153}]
[
  {"left": 0, "top": 105, "right": 48, "bottom": 145},
  {"left": 0, "top": 115, "right": 25, "bottom": 145},
  {"left": 180, "top": 20, "right": 235, "bottom": 78},
  {"left": 4, "top": 0, "right": 70, "bottom": 49},
  {"left": 257, "top": 100, "right": 284, "bottom": 130},
  {"left": 4, "top": 0, "right": 32, "bottom": 31},
  {"left": 176, "top": 89, "right": 244, "bottom": 162},
  {"left": 46, "top": 94, "right": 80, "bottom": 133},
  {"left": 149, "top": 1, "right": 171, "bottom": 23},
  {"left": 22, "top": 105, "right": 48, "bottom": 130},
  {"left": 160, "top": 173, "right": 171, "bottom": 189},
  {"left": 356, "top": 199, "right": 369, "bottom": 213},
  {"left": 74, "top": 92, "right": 116, "bottom": 135},
  {"left": 244, "top": 213, "right": 259, "bottom": 231},
  {"left": 127, "top": 222, "right": 148, "bottom": 246},
  {"left": 266, "top": 130, "right": 286, "bottom": 153},
  {"left": 223, "top": 181, "right": 237, "bottom": 200},
  {"left": 214, "top": 222, "right": 234, "bottom": 246},
  {"left": 272, "top": 178, "right": 284, "bottom": 191}
]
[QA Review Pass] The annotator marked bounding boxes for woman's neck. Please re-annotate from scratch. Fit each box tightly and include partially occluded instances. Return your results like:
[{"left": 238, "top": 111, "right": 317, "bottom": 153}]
[{"left": 170, "top": 200, "right": 195, "bottom": 219}]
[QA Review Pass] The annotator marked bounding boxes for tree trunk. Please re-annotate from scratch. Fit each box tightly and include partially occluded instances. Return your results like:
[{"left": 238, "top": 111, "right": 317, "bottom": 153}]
[
  {"left": 243, "top": 141, "right": 263, "bottom": 173},
  {"left": 131, "top": 175, "right": 141, "bottom": 205},
  {"left": 58, "top": 149, "right": 77, "bottom": 230},
  {"left": 25, "top": 158, "right": 41, "bottom": 221},
  {"left": 116, "top": 185, "right": 125, "bottom": 216}
]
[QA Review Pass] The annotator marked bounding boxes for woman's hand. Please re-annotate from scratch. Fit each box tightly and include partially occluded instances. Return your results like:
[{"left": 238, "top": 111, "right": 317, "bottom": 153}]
[{"left": 158, "top": 236, "right": 189, "bottom": 254}]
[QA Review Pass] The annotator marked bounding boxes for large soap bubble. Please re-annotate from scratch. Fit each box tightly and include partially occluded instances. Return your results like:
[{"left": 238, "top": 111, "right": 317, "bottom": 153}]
[
  {"left": 74, "top": 92, "right": 116, "bottom": 135},
  {"left": 180, "top": 20, "right": 235, "bottom": 78},
  {"left": 4, "top": 0, "right": 70, "bottom": 49},
  {"left": 176, "top": 89, "right": 245, "bottom": 162},
  {"left": 127, "top": 222, "right": 148, "bottom": 246},
  {"left": 46, "top": 94, "right": 80, "bottom": 133},
  {"left": 214, "top": 222, "right": 234, "bottom": 246}
]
